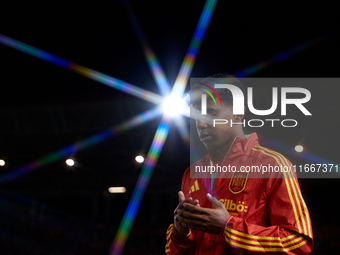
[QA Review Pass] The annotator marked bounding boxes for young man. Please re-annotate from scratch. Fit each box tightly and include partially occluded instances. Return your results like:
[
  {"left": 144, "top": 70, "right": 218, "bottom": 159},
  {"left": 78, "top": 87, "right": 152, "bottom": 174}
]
[{"left": 165, "top": 77, "right": 313, "bottom": 254}]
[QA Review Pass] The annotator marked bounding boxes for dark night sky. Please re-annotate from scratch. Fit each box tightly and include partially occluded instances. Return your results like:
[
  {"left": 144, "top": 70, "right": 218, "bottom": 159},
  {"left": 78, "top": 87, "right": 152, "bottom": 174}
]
[{"left": 0, "top": 1, "right": 339, "bottom": 254}]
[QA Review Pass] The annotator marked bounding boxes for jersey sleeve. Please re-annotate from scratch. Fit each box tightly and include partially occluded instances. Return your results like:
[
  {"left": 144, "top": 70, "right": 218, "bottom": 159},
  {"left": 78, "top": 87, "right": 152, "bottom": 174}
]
[
  {"left": 165, "top": 224, "right": 194, "bottom": 255},
  {"left": 221, "top": 152, "right": 313, "bottom": 254},
  {"left": 165, "top": 168, "right": 194, "bottom": 255}
]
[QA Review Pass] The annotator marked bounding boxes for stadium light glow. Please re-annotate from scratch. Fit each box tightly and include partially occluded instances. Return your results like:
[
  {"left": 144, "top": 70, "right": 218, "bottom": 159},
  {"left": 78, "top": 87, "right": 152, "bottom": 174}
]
[
  {"left": 65, "top": 159, "right": 75, "bottom": 166},
  {"left": 135, "top": 155, "right": 144, "bottom": 163},
  {"left": 0, "top": 107, "right": 162, "bottom": 184},
  {"left": 108, "top": 187, "right": 126, "bottom": 193},
  {"left": 162, "top": 95, "right": 189, "bottom": 118},
  {"left": 295, "top": 145, "right": 304, "bottom": 153},
  {"left": 0, "top": 160, "right": 5, "bottom": 166}
]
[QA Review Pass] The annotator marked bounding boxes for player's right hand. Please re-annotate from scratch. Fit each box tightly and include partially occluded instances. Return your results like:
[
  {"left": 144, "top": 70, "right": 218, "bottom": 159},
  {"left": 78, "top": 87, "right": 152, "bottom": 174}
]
[{"left": 174, "top": 191, "right": 199, "bottom": 236}]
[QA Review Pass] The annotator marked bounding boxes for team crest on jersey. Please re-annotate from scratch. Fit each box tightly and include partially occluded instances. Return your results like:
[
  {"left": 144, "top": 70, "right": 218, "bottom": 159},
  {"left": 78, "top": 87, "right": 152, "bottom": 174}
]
[{"left": 229, "top": 169, "right": 249, "bottom": 194}]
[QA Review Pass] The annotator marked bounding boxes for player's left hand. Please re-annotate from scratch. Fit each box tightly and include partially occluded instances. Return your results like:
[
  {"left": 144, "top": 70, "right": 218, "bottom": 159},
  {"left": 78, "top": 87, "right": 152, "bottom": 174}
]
[{"left": 177, "top": 193, "right": 230, "bottom": 235}]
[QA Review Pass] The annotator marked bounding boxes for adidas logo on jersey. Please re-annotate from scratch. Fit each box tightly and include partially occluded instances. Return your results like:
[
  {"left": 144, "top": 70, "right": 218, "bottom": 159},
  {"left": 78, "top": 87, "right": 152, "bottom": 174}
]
[{"left": 188, "top": 180, "right": 200, "bottom": 194}]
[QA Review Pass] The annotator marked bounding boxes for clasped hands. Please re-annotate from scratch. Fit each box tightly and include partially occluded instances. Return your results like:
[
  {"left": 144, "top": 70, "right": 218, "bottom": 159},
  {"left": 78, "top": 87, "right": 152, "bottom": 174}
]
[{"left": 174, "top": 191, "right": 230, "bottom": 236}]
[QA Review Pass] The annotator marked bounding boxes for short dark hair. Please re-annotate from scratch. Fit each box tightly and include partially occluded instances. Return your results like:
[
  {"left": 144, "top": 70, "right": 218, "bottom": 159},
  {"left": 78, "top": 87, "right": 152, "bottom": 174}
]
[{"left": 191, "top": 73, "right": 246, "bottom": 107}]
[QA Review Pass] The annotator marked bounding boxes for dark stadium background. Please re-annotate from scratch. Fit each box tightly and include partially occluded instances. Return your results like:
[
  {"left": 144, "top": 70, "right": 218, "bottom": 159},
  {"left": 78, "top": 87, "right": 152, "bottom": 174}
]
[{"left": 0, "top": 1, "right": 339, "bottom": 254}]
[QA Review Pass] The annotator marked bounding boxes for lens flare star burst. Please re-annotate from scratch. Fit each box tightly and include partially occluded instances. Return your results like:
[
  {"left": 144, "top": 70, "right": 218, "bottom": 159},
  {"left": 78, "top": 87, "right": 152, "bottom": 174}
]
[
  {"left": 0, "top": 34, "right": 162, "bottom": 105},
  {"left": 110, "top": 1, "right": 218, "bottom": 254},
  {"left": 0, "top": 1, "right": 331, "bottom": 254}
]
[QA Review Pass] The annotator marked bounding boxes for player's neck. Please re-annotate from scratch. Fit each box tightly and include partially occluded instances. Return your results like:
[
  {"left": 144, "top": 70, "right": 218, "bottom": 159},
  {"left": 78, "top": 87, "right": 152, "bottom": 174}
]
[
  {"left": 208, "top": 131, "right": 246, "bottom": 162},
  {"left": 208, "top": 139, "right": 234, "bottom": 162}
]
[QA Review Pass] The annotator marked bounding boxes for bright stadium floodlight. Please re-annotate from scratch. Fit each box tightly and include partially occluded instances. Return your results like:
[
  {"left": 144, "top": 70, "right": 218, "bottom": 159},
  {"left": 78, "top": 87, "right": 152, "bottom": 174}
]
[
  {"left": 295, "top": 145, "right": 304, "bottom": 153},
  {"left": 162, "top": 94, "right": 189, "bottom": 118},
  {"left": 108, "top": 187, "right": 126, "bottom": 193},
  {"left": 0, "top": 159, "right": 5, "bottom": 166},
  {"left": 66, "top": 159, "right": 75, "bottom": 166},
  {"left": 135, "top": 155, "right": 144, "bottom": 163}
]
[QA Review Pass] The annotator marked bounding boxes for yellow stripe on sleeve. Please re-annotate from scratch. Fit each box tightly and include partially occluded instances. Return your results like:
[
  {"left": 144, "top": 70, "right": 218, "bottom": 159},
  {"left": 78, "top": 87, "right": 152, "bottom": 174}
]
[
  {"left": 166, "top": 224, "right": 174, "bottom": 234},
  {"left": 222, "top": 235, "right": 307, "bottom": 252},
  {"left": 225, "top": 227, "right": 296, "bottom": 241},
  {"left": 166, "top": 230, "right": 173, "bottom": 241},
  {"left": 165, "top": 224, "right": 174, "bottom": 249},
  {"left": 252, "top": 147, "right": 302, "bottom": 233},
  {"left": 165, "top": 239, "right": 172, "bottom": 248},
  {"left": 223, "top": 230, "right": 302, "bottom": 247},
  {"left": 292, "top": 178, "right": 312, "bottom": 237},
  {"left": 255, "top": 146, "right": 311, "bottom": 237},
  {"left": 274, "top": 151, "right": 312, "bottom": 238}
]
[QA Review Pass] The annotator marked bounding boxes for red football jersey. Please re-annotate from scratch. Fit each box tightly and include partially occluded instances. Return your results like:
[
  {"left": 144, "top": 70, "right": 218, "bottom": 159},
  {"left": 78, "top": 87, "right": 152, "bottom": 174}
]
[{"left": 166, "top": 133, "right": 313, "bottom": 254}]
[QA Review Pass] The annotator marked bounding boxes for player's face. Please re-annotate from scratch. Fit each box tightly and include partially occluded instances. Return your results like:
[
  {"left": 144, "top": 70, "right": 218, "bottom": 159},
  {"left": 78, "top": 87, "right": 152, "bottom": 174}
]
[{"left": 193, "top": 97, "right": 235, "bottom": 149}]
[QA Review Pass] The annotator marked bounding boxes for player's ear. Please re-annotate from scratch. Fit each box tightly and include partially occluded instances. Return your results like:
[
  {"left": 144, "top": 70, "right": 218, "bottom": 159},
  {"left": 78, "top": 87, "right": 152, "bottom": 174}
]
[
  {"left": 233, "top": 104, "right": 246, "bottom": 121},
  {"left": 233, "top": 114, "right": 244, "bottom": 121}
]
